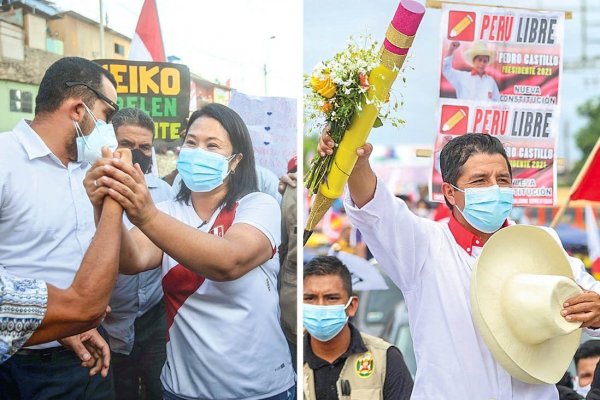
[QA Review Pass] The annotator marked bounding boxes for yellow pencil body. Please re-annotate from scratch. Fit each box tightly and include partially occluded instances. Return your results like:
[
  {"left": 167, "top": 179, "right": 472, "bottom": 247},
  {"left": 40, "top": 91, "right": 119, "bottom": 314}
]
[
  {"left": 450, "top": 15, "right": 473, "bottom": 38},
  {"left": 318, "top": 63, "right": 399, "bottom": 200}
]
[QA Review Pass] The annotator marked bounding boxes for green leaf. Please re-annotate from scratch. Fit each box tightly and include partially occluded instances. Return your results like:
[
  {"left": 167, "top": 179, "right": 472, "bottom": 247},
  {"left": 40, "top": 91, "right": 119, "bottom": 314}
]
[{"left": 373, "top": 117, "right": 383, "bottom": 128}]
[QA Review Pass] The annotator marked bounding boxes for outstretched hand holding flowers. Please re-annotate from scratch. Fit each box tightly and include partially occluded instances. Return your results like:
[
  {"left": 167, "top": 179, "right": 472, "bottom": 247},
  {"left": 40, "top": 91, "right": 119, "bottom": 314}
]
[{"left": 304, "top": 37, "right": 405, "bottom": 194}]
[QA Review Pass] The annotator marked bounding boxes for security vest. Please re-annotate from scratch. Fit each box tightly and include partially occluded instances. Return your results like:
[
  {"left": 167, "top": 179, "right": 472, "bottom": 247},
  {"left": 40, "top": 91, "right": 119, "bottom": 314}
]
[{"left": 303, "top": 332, "right": 392, "bottom": 400}]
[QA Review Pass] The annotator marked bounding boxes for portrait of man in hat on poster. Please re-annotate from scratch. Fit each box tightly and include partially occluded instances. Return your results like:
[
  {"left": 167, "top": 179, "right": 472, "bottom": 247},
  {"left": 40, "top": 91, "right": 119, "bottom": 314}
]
[
  {"left": 316, "top": 132, "right": 600, "bottom": 400},
  {"left": 442, "top": 41, "right": 501, "bottom": 102}
]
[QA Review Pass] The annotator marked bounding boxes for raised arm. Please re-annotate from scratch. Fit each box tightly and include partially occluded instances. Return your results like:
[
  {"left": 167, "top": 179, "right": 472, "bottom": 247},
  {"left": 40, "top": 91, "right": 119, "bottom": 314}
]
[
  {"left": 83, "top": 153, "right": 163, "bottom": 275},
  {"left": 318, "top": 126, "right": 376, "bottom": 208},
  {"left": 135, "top": 208, "right": 275, "bottom": 281},
  {"left": 442, "top": 42, "right": 464, "bottom": 91},
  {"left": 318, "top": 128, "right": 438, "bottom": 291},
  {"left": 26, "top": 147, "right": 131, "bottom": 344},
  {"left": 92, "top": 158, "right": 278, "bottom": 281}
]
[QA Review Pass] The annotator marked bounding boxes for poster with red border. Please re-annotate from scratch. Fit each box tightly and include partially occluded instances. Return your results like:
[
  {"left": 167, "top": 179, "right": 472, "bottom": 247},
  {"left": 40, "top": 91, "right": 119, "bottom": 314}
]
[{"left": 430, "top": 4, "right": 564, "bottom": 206}]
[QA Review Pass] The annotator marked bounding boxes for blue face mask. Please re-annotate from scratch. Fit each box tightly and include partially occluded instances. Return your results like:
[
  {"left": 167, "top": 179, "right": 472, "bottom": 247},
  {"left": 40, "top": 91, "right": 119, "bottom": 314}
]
[
  {"left": 74, "top": 104, "right": 117, "bottom": 163},
  {"left": 303, "top": 297, "right": 352, "bottom": 342},
  {"left": 452, "top": 184, "right": 514, "bottom": 234},
  {"left": 177, "top": 147, "right": 236, "bottom": 193}
]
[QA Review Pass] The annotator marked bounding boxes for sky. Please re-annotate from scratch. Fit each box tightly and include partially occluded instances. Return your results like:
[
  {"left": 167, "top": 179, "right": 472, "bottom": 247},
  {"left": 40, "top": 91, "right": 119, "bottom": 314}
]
[
  {"left": 52, "top": 0, "right": 302, "bottom": 99},
  {"left": 304, "top": 0, "right": 600, "bottom": 165}
]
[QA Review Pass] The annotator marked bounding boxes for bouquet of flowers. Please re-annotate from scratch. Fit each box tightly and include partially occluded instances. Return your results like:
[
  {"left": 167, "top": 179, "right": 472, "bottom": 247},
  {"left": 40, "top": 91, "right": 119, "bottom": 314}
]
[
  {"left": 301, "top": 0, "right": 425, "bottom": 245},
  {"left": 304, "top": 37, "right": 405, "bottom": 194}
]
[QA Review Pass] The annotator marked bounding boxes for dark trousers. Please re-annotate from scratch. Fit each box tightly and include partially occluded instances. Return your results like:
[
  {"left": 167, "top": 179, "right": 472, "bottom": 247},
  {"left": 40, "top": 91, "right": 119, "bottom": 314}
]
[
  {"left": 111, "top": 300, "right": 167, "bottom": 400},
  {"left": 162, "top": 386, "right": 296, "bottom": 400},
  {"left": 0, "top": 332, "right": 114, "bottom": 400}
]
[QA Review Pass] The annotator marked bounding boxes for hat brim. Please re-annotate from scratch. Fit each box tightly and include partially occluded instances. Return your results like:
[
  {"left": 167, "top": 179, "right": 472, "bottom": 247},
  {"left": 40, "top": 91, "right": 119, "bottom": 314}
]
[{"left": 471, "top": 225, "right": 582, "bottom": 384}]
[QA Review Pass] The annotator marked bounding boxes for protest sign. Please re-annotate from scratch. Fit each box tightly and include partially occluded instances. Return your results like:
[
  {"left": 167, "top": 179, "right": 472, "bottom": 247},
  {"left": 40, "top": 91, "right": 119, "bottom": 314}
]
[
  {"left": 96, "top": 60, "right": 190, "bottom": 148},
  {"left": 229, "top": 91, "right": 297, "bottom": 178}
]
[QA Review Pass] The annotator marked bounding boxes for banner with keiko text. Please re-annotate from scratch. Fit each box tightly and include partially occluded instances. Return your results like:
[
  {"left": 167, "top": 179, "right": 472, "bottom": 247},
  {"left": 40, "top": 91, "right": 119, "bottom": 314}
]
[
  {"left": 430, "top": 5, "right": 564, "bottom": 206},
  {"left": 96, "top": 60, "right": 190, "bottom": 148}
]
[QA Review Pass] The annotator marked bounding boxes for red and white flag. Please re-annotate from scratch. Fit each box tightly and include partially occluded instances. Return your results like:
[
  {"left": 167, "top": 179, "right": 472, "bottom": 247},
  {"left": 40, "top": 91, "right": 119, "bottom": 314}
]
[
  {"left": 571, "top": 137, "right": 600, "bottom": 202},
  {"left": 128, "top": 0, "right": 165, "bottom": 62},
  {"left": 585, "top": 206, "right": 600, "bottom": 279}
]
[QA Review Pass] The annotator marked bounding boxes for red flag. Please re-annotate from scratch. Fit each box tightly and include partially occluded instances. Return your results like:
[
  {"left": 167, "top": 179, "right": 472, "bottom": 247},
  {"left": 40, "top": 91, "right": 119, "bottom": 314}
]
[
  {"left": 585, "top": 206, "right": 600, "bottom": 278},
  {"left": 570, "top": 137, "right": 600, "bottom": 202},
  {"left": 128, "top": 0, "right": 165, "bottom": 62}
]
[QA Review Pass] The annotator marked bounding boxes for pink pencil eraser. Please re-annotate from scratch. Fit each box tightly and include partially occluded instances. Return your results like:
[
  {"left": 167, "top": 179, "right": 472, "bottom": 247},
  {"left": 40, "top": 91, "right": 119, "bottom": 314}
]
[{"left": 383, "top": 0, "right": 425, "bottom": 55}]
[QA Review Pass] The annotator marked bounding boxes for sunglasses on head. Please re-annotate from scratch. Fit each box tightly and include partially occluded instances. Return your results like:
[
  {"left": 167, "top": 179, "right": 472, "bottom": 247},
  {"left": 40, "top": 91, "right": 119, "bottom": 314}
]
[{"left": 65, "top": 81, "right": 119, "bottom": 114}]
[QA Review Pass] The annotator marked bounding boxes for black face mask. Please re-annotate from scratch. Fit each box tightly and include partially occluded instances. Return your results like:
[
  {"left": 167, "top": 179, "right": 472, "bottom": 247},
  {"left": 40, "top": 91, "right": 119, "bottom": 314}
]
[{"left": 131, "top": 148, "right": 152, "bottom": 174}]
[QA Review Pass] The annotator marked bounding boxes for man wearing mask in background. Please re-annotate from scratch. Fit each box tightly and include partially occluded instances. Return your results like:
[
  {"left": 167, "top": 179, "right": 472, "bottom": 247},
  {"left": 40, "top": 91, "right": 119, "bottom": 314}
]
[
  {"left": 104, "top": 108, "right": 172, "bottom": 400},
  {"left": 317, "top": 132, "right": 600, "bottom": 399},
  {"left": 573, "top": 341, "right": 600, "bottom": 396},
  {"left": 0, "top": 57, "right": 119, "bottom": 399},
  {"left": 303, "top": 256, "right": 413, "bottom": 400}
]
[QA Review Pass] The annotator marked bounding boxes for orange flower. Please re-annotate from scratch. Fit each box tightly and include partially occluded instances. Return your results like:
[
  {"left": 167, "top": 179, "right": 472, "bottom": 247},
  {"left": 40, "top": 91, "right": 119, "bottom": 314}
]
[
  {"left": 310, "top": 73, "right": 336, "bottom": 99},
  {"left": 322, "top": 102, "right": 333, "bottom": 113},
  {"left": 359, "top": 73, "right": 369, "bottom": 88}
]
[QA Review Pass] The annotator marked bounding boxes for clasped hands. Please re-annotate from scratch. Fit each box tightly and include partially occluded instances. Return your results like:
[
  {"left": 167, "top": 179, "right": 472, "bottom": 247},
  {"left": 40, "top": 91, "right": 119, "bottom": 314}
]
[{"left": 84, "top": 147, "right": 158, "bottom": 227}]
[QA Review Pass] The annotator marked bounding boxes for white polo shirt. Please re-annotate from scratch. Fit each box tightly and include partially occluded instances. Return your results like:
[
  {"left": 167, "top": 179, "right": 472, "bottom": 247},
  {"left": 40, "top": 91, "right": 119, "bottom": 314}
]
[
  {"left": 158, "top": 192, "right": 295, "bottom": 400},
  {"left": 0, "top": 120, "right": 94, "bottom": 349},
  {"left": 442, "top": 55, "right": 500, "bottom": 102},
  {"left": 345, "top": 177, "right": 600, "bottom": 400}
]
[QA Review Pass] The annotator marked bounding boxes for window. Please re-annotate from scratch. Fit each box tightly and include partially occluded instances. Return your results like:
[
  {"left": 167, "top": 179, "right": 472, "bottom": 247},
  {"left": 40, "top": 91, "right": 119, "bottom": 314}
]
[
  {"left": 9, "top": 90, "right": 33, "bottom": 113},
  {"left": 114, "top": 43, "right": 125, "bottom": 56}
]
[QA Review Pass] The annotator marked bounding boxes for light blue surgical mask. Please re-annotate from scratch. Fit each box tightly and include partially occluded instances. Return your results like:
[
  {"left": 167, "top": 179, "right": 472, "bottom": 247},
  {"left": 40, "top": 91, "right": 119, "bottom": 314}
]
[
  {"left": 303, "top": 297, "right": 353, "bottom": 342},
  {"left": 452, "top": 184, "right": 514, "bottom": 234},
  {"left": 74, "top": 104, "right": 117, "bottom": 163},
  {"left": 177, "top": 147, "right": 236, "bottom": 193},
  {"left": 576, "top": 383, "right": 591, "bottom": 397}
]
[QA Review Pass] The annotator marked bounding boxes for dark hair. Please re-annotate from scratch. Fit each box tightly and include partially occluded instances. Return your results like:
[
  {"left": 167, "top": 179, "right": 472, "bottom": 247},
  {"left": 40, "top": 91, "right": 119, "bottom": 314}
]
[
  {"left": 439, "top": 133, "right": 512, "bottom": 208},
  {"left": 574, "top": 340, "right": 600, "bottom": 369},
  {"left": 557, "top": 371, "right": 574, "bottom": 389},
  {"left": 112, "top": 108, "right": 155, "bottom": 140},
  {"left": 175, "top": 103, "right": 258, "bottom": 210},
  {"left": 35, "top": 57, "right": 117, "bottom": 115},
  {"left": 304, "top": 256, "right": 352, "bottom": 298}
]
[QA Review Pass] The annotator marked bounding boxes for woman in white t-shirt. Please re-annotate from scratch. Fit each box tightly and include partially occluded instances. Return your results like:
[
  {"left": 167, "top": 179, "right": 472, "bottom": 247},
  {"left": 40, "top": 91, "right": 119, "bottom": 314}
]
[{"left": 86, "top": 104, "right": 295, "bottom": 400}]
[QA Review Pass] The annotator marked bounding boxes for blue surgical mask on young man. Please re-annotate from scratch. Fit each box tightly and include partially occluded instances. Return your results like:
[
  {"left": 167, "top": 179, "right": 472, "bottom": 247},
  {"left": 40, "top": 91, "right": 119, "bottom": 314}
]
[
  {"left": 73, "top": 104, "right": 117, "bottom": 163},
  {"left": 176, "top": 147, "right": 236, "bottom": 193},
  {"left": 303, "top": 297, "right": 353, "bottom": 342},
  {"left": 452, "top": 184, "right": 514, "bottom": 234}
]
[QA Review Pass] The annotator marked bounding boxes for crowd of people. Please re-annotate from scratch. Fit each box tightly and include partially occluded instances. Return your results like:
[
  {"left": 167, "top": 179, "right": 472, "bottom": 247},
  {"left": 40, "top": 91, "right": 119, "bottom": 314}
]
[{"left": 0, "top": 57, "right": 298, "bottom": 400}]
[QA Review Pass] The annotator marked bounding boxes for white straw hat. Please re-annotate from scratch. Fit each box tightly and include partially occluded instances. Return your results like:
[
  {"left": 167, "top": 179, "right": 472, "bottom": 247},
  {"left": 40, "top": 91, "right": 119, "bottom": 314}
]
[
  {"left": 471, "top": 225, "right": 583, "bottom": 384},
  {"left": 464, "top": 42, "right": 495, "bottom": 66}
]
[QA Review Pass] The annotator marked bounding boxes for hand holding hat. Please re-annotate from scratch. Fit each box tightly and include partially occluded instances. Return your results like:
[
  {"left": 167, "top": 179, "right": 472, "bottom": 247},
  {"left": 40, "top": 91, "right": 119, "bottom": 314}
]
[
  {"left": 471, "top": 225, "right": 592, "bottom": 384},
  {"left": 562, "top": 290, "right": 600, "bottom": 328}
]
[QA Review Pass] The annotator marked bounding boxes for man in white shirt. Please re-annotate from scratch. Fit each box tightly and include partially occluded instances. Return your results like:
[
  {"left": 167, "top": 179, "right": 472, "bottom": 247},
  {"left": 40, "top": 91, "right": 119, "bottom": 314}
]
[
  {"left": 317, "top": 131, "right": 600, "bottom": 399},
  {"left": 442, "top": 41, "right": 500, "bottom": 102},
  {"left": 104, "top": 108, "right": 172, "bottom": 400},
  {"left": 0, "top": 57, "right": 119, "bottom": 399},
  {"left": 1, "top": 163, "right": 125, "bottom": 371}
]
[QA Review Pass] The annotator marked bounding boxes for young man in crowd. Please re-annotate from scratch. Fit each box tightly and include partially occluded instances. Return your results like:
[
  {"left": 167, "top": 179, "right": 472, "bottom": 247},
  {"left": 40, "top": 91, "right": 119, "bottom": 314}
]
[{"left": 303, "top": 255, "right": 413, "bottom": 399}]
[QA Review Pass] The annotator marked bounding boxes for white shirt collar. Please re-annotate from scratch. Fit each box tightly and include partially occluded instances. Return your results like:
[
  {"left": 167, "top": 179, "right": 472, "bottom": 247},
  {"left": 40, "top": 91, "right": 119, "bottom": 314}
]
[{"left": 14, "top": 119, "right": 53, "bottom": 161}]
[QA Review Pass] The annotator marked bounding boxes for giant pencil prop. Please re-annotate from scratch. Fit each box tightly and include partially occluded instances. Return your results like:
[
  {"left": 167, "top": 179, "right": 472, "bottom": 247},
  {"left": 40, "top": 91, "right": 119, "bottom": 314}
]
[{"left": 303, "top": 0, "right": 425, "bottom": 245}]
